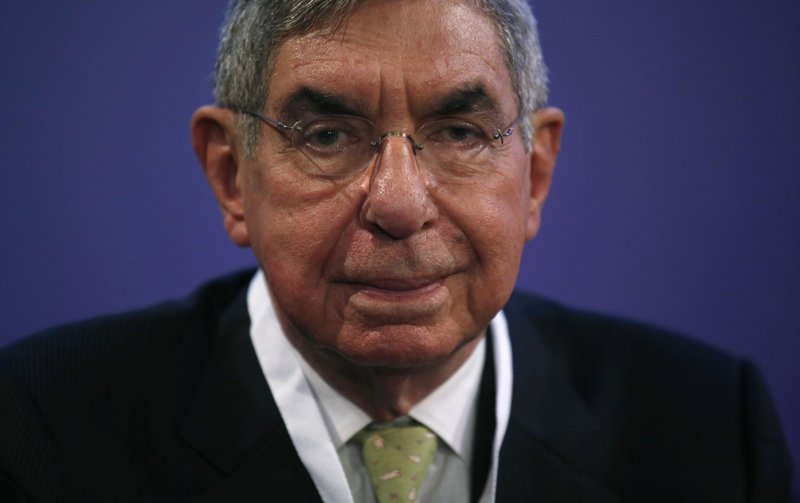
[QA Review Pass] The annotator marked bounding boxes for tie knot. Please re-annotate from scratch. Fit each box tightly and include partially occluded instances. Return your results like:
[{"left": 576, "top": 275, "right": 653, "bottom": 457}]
[
  {"left": 357, "top": 423, "right": 438, "bottom": 502},
  {"left": 357, "top": 424, "right": 437, "bottom": 451}
]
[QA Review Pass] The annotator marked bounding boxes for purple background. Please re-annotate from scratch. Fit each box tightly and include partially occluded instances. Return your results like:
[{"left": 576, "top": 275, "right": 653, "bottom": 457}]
[{"left": 2, "top": 0, "right": 798, "bottom": 491}]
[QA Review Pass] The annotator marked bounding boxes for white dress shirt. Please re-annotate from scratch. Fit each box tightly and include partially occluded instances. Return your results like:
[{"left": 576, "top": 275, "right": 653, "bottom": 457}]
[{"left": 247, "top": 270, "right": 513, "bottom": 502}]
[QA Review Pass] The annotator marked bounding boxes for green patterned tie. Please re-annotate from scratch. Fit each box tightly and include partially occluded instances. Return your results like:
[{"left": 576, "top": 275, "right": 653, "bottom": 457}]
[{"left": 357, "top": 424, "right": 438, "bottom": 503}]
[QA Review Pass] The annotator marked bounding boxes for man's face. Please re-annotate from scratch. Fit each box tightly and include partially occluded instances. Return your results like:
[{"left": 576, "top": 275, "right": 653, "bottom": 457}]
[{"left": 237, "top": 0, "right": 547, "bottom": 369}]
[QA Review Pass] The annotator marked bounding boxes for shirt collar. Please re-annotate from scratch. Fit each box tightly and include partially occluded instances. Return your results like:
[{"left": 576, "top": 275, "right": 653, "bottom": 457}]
[
  {"left": 408, "top": 337, "right": 485, "bottom": 459},
  {"left": 297, "top": 332, "right": 486, "bottom": 459}
]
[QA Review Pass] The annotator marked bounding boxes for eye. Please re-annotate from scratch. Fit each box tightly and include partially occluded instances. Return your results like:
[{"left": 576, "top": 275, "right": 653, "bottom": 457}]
[
  {"left": 297, "top": 117, "right": 366, "bottom": 153},
  {"left": 421, "top": 119, "right": 488, "bottom": 150},
  {"left": 310, "top": 129, "right": 342, "bottom": 147},
  {"left": 443, "top": 126, "right": 476, "bottom": 142}
]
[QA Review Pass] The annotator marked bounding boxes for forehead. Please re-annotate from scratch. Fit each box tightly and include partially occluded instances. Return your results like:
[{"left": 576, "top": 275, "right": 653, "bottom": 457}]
[{"left": 266, "top": 0, "right": 515, "bottom": 118}]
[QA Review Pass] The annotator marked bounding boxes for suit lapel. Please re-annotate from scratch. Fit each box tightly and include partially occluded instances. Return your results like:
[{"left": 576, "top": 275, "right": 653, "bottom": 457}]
[
  {"left": 496, "top": 295, "right": 620, "bottom": 502},
  {"left": 471, "top": 330, "right": 496, "bottom": 502},
  {"left": 179, "top": 286, "right": 322, "bottom": 502}
]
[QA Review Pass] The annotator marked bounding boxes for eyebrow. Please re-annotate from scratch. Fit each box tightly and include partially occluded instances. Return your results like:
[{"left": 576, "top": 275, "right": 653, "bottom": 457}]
[
  {"left": 277, "top": 82, "right": 506, "bottom": 125},
  {"left": 422, "top": 83, "right": 503, "bottom": 123},
  {"left": 279, "top": 87, "right": 366, "bottom": 119}
]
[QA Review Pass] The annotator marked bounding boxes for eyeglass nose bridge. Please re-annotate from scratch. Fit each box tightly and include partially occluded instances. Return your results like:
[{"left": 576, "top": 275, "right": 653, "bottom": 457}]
[{"left": 369, "top": 131, "right": 424, "bottom": 154}]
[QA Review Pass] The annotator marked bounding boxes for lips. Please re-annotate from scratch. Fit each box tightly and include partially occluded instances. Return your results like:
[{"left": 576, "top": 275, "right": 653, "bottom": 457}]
[
  {"left": 347, "top": 276, "right": 445, "bottom": 293},
  {"left": 340, "top": 275, "right": 451, "bottom": 322}
]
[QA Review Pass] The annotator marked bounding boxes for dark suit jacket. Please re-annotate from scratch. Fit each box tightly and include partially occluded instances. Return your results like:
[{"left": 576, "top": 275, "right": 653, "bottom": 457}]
[{"left": 0, "top": 270, "right": 792, "bottom": 502}]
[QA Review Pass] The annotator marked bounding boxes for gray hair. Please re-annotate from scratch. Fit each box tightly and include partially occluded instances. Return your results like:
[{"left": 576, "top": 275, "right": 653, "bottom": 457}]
[{"left": 214, "top": 0, "right": 549, "bottom": 156}]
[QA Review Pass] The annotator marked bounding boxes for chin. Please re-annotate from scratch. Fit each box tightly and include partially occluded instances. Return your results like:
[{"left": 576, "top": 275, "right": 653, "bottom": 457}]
[{"left": 337, "top": 324, "right": 472, "bottom": 369}]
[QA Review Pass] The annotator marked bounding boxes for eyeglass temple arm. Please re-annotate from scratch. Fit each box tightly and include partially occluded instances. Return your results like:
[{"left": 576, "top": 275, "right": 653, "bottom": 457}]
[{"left": 233, "top": 108, "right": 295, "bottom": 133}]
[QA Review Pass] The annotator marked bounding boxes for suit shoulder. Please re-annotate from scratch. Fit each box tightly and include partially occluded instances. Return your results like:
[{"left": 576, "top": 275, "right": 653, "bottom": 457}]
[
  {"left": 0, "top": 269, "right": 254, "bottom": 383},
  {"left": 503, "top": 291, "right": 746, "bottom": 414},
  {"left": 505, "top": 290, "right": 737, "bottom": 373}
]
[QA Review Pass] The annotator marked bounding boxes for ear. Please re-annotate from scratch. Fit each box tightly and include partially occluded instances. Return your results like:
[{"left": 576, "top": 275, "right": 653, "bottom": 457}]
[
  {"left": 526, "top": 107, "right": 564, "bottom": 240},
  {"left": 191, "top": 105, "right": 250, "bottom": 247}
]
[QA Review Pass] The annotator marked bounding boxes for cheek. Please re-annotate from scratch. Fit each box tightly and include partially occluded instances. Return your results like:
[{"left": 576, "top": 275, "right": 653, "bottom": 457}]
[
  {"left": 439, "top": 167, "right": 531, "bottom": 318},
  {"left": 241, "top": 165, "right": 357, "bottom": 289},
  {"left": 473, "top": 188, "right": 528, "bottom": 284},
  {"left": 458, "top": 169, "right": 530, "bottom": 257}
]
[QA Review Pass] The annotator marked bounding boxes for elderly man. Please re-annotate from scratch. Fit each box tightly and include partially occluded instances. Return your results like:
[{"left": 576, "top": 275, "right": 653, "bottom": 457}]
[{"left": 0, "top": 0, "right": 792, "bottom": 502}]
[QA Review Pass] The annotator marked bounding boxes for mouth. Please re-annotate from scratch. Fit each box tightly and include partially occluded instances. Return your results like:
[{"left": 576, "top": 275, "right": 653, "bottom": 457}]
[
  {"left": 339, "top": 275, "right": 452, "bottom": 321},
  {"left": 350, "top": 276, "right": 445, "bottom": 294}
]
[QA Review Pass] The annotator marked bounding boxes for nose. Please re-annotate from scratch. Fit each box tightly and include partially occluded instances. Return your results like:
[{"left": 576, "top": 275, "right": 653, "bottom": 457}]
[{"left": 360, "top": 134, "right": 438, "bottom": 238}]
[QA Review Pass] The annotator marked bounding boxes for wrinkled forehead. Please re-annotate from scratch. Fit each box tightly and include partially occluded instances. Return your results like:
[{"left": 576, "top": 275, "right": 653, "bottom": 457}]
[
  {"left": 266, "top": 0, "right": 515, "bottom": 120},
  {"left": 270, "top": 0, "right": 504, "bottom": 57}
]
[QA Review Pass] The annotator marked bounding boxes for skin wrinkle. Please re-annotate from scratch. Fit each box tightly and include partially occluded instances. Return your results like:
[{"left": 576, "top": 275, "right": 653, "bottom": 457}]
[
  {"left": 281, "top": 6, "right": 510, "bottom": 128},
  {"left": 195, "top": 0, "right": 563, "bottom": 420},
  {"left": 337, "top": 229, "right": 461, "bottom": 283}
]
